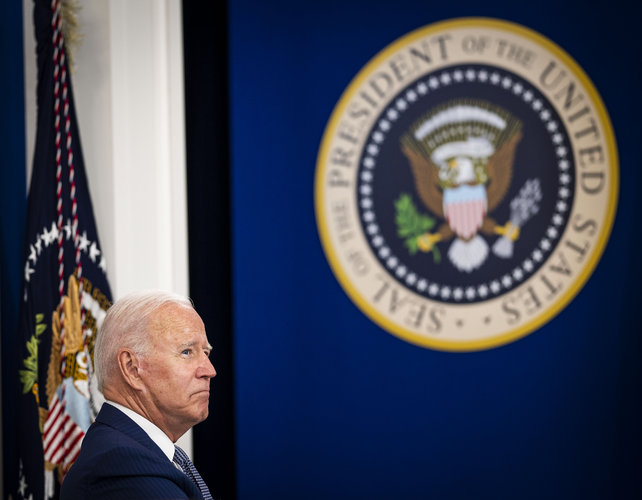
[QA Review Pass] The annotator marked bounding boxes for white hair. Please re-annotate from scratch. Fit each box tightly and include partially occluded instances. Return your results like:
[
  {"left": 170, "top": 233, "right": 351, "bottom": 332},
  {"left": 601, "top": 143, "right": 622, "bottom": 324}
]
[{"left": 94, "top": 289, "right": 194, "bottom": 392}]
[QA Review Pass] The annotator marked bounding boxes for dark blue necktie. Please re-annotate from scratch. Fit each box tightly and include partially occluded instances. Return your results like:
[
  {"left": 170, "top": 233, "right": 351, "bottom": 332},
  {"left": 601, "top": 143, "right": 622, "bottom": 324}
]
[{"left": 173, "top": 445, "right": 213, "bottom": 500}]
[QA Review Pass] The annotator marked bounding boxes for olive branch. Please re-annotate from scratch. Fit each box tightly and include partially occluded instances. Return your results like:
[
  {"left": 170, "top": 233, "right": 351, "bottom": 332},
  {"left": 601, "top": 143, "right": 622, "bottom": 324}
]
[
  {"left": 19, "top": 314, "right": 47, "bottom": 395},
  {"left": 394, "top": 194, "right": 441, "bottom": 262}
]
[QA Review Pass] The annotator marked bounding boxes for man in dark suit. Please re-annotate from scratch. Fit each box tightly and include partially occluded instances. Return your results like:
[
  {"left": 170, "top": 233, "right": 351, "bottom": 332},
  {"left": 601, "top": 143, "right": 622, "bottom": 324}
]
[{"left": 60, "top": 290, "right": 216, "bottom": 499}]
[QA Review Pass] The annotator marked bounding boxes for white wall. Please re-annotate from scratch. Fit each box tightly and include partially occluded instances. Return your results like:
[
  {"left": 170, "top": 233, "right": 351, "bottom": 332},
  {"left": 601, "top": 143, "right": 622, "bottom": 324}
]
[{"left": 22, "top": 0, "right": 193, "bottom": 454}]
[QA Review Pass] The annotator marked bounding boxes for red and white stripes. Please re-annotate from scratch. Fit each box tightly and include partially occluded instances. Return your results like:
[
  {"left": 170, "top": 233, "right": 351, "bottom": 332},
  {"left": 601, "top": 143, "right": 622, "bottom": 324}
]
[
  {"left": 42, "top": 392, "right": 85, "bottom": 470},
  {"left": 444, "top": 198, "right": 487, "bottom": 240}
]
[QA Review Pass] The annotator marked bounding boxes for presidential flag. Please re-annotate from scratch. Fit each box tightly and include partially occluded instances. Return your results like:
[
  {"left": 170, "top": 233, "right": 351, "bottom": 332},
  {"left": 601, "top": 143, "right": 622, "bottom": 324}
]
[{"left": 14, "top": 0, "right": 112, "bottom": 498}]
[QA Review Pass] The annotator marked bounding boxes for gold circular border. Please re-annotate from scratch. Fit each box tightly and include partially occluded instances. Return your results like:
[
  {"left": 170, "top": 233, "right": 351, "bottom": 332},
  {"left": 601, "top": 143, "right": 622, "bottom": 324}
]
[{"left": 315, "top": 17, "right": 619, "bottom": 351}]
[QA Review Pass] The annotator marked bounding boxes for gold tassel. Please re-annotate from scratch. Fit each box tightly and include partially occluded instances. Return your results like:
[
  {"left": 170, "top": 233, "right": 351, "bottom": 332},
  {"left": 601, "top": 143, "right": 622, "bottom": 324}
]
[{"left": 60, "top": 0, "right": 83, "bottom": 74}]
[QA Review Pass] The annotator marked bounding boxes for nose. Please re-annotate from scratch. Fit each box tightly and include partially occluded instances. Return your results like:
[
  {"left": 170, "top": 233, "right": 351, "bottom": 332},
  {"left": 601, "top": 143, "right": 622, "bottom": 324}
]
[{"left": 198, "top": 354, "right": 217, "bottom": 379}]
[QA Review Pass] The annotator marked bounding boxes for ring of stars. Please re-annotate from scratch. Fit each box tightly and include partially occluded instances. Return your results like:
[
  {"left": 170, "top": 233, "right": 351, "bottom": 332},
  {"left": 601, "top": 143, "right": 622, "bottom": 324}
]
[
  {"left": 23, "top": 219, "right": 108, "bottom": 284},
  {"left": 357, "top": 66, "right": 573, "bottom": 303}
]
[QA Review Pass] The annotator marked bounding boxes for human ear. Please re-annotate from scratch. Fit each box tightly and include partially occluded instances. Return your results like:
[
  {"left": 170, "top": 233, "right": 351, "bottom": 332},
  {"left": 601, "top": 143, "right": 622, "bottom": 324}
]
[{"left": 117, "top": 349, "right": 145, "bottom": 391}]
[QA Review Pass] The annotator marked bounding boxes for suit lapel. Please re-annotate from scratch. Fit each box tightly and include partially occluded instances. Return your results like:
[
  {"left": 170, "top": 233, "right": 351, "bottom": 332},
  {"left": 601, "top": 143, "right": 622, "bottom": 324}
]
[{"left": 95, "top": 403, "right": 168, "bottom": 461}]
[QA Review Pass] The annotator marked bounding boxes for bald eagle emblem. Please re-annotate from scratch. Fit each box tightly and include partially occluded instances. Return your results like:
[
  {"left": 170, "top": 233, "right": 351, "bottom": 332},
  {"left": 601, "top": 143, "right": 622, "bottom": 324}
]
[{"left": 399, "top": 99, "right": 542, "bottom": 272}]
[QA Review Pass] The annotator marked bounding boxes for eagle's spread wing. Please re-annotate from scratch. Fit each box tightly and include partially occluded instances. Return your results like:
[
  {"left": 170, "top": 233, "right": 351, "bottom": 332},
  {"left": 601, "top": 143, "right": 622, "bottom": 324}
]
[
  {"left": 486, "top": 130, "right": 523, "bottom": 212},
  {"left": 402, "top": 144, "right": 443, "bottom": 218}
]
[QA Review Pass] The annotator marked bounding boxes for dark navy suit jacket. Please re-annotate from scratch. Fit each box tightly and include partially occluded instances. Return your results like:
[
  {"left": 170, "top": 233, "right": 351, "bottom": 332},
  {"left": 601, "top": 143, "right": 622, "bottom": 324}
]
[{"left": 60, "top": 403, "right": 204, "bottom": 499}]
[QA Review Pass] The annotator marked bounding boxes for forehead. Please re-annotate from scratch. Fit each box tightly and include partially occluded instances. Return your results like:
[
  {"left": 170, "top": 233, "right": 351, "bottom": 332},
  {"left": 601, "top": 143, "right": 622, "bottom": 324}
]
[{"left": 149, "top": 303, "right": 206, "bottom": 344}]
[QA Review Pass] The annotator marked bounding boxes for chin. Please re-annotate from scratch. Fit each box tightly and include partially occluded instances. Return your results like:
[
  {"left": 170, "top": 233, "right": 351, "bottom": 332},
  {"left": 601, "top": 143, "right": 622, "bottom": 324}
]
[
  {"left": 193, "top": 410, "right": 209, "bottom": 425},
  {"left": 197, "top": 402, "right": 210, "bottom": 419}
]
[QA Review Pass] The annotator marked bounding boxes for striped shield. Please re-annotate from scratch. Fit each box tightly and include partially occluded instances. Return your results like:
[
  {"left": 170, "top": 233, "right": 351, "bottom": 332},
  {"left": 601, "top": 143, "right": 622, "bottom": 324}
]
[
  {"left": 443, "top": 184, "right": 488, "bottom": 240},
  {"left": 43, "top": 390, "right": 85, "bottom": 471}
]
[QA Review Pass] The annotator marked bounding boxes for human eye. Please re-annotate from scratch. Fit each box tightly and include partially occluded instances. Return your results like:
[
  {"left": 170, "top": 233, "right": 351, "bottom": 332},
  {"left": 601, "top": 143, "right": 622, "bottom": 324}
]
[{"left": 180, "top": 347, "right": 193, "bottom": 357}]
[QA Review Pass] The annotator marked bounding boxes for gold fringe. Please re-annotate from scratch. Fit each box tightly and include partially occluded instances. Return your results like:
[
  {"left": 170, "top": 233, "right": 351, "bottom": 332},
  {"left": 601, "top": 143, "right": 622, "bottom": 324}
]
[
  {"left": 39, "top": 406, "right": 48, "bottom": 434},
  {"left": 61, "top": 0, "right": 83, "bottom": 74},
  {"left": 47, "top": 307, "right": 62, "bottom": 407}
]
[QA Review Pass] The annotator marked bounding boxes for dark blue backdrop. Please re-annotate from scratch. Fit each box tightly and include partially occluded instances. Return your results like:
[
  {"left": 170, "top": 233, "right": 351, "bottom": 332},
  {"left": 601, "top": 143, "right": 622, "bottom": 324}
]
[
  {"left": 1, "top": 1, "right": 26, "bottom": 495},
  {"left": 229, "top": 0, "right": 642, "bottom": 498}
]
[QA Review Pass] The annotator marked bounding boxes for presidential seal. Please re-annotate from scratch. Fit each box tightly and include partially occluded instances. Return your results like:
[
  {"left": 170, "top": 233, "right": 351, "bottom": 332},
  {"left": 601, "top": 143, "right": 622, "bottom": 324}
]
[{"left": 314, "top": 18, "right": 618, "bottom": 351}]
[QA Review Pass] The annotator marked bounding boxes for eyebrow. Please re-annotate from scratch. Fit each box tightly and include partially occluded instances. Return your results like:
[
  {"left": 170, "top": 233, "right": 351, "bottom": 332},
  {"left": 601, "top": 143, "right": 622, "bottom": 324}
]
[{"left": 178, "top": 341, "right": 213, "bottom": 351}]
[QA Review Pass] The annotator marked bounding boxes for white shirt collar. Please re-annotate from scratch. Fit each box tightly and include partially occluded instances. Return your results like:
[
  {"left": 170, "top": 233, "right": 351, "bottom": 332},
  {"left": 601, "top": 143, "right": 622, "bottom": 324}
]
[{"left": 104, "top": 400, "right": 176, "bottom": 462}]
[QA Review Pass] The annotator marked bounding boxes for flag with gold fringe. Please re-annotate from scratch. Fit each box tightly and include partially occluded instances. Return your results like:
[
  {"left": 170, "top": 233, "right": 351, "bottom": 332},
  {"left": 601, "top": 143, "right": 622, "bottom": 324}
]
[{"left": 13, "top": 0, "right": 112, "bottom": 498}]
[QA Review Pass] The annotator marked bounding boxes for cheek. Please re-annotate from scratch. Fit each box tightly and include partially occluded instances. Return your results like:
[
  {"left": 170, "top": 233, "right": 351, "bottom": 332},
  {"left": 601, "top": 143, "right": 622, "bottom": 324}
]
[
  {"left": 141, "top": 360, "right": 175, "bottom": 392},
  {"left": 141, "top": 360, "right": 196, "bottom": 400}
]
